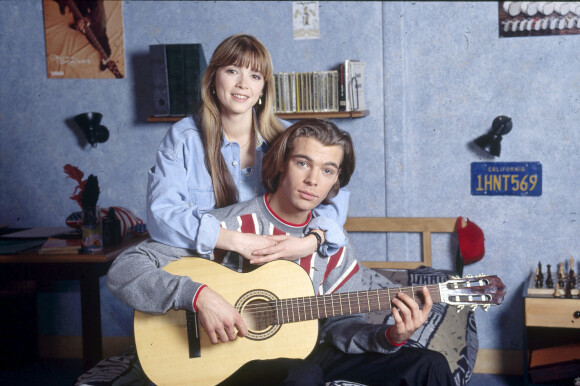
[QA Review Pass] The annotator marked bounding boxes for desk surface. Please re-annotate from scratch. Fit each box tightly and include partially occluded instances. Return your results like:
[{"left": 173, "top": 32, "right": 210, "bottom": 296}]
[{"left": 0, "top": 235, "right": 145, "bottom": 264}]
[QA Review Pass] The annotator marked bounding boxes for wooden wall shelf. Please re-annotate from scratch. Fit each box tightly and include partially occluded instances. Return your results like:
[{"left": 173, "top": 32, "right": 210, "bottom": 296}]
[
  {"left": 147, "top": 110, "right": 369, "bottom": 123},
  {"left": 276, "top": 110, "right": 369, "bottom": 120}
]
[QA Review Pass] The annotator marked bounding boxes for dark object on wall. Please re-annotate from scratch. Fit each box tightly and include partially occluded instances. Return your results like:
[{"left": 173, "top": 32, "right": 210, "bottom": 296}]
[
  {"left": 473, "top": 115, "right": 512, "bottom": 157},
  {"left": 73, "top": 112, "right": 110, "bottom": 147},
  {"left": 149, "top": 44, "right": 207, "bottom": 116}
]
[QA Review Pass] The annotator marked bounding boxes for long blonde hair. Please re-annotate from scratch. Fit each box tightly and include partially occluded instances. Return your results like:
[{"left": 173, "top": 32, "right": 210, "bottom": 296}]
[{"left": 199, "top": 34, "right": 284, "bottom": 208}]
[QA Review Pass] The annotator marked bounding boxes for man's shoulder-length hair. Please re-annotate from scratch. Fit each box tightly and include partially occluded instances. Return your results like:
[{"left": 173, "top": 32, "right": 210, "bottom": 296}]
[{"left": 262, "top": 119, "right": 355, "bottom": 204}]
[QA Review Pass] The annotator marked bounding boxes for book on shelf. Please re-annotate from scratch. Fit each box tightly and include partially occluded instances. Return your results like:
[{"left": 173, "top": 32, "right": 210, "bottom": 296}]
[
  {"left": 283, "top": 73, "right": 292, "bottom": 113},
  {"left": 274, "top": 70, "right": 339, "bottom": 114},
  {"left": 149, "top": 44, "right": 170, "bottom": 116},
  {"left": 273, "top": 61, "right": 365, "bottom": 115},
  {"left": 149, "top": 44, "right": 207, "bottom": 117},
  {"left": 39, "top": 237, "right": 83, "bottom": 254},
  {"left": 343, "top": 60, "right": 366, "bottom": 112},
  {"left": 338, "top": 63, "right": 346, "bottom": 111},
  {"left": 183, "top": 44, "right": 206, "bottom": 117}
]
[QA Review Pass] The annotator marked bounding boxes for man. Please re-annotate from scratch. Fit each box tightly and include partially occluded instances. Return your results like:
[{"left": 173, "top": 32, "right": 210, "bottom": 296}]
[{"left": 107, "top": 119, "right": 453, "bottom": 385}]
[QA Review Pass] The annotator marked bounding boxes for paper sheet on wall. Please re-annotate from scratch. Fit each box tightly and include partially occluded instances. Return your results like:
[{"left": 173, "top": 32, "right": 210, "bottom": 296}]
[{"left": 293, "top": 1, "right": 320, "bottom": 40}]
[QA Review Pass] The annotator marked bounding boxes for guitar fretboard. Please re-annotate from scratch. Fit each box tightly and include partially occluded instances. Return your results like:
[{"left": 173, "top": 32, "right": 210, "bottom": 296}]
[
  {"left": 240, "top": 274, "right": 504, "bottom": 331},
  {"left": 268, "top": 285, "right": 442, "bottom": 325}
]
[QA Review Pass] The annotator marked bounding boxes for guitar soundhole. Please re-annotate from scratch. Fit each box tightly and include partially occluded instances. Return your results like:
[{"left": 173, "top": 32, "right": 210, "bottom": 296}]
[{"left": 236, "top": 289, "right": 280, "bottom": 341}]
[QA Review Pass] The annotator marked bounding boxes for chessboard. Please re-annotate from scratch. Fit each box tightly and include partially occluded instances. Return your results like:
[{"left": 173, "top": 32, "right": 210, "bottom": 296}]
[{"left": 527, "top": 273, "right": 580, "bottom": 297}]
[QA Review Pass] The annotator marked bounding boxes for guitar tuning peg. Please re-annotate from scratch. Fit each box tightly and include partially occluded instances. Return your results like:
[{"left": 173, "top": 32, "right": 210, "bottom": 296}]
[
  {"left": 451, "top": 275, "right": 461, "bottom": 279},
  {"left": 456, "top": 305, "right": 465, "bottom": 313},
  {"left": 470, "top": 305, "right": 478, "bottom": 311},
  {"left": 482, "top": 305, "right": 490, "bottom": 312},
  {"left": 477, "top": 273, "right": 486, "bottom": 277},
  {"left": 466, "top": 274, "right": 474, "bottom": 278}
]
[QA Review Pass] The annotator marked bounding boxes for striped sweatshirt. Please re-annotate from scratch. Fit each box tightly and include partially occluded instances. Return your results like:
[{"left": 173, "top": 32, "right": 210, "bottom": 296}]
[{"left": 107, "top": 195, "right": 400, "bottom": 354}]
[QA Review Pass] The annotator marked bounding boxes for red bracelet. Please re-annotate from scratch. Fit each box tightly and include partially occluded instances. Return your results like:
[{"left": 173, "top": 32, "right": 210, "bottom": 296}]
[
  {"left": 192, "top": 284, "right": 207, "bottom": 312},
  {"left": 386, "top": 326, "right": 407, "bottom": 347}
]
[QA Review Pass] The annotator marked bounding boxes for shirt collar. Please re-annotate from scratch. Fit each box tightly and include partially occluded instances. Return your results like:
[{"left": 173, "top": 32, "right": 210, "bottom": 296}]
[
  {"left": 220, "top": 109, "right": 268, "bottom": 151},
  {"left": 263, "top": 194, "right": 312, "bottom": 228}
]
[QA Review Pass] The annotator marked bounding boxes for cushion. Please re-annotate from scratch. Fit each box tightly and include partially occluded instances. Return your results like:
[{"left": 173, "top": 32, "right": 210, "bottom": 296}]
[
  {"left": 66, "top": 206, "right": 145, "bottom": 237},
  {"left": 368, "top": 266, "right": 478, "bottom": 386},
  {"left": 74, "top": 346, "right": 151, "bottom": 386}
]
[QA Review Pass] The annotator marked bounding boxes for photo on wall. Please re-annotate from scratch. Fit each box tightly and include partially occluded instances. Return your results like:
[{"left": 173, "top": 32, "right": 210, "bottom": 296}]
[
  {"left": 293, "top": 1, "right": 320, "bottom": 40},
  {"left": 499, "top": 1, "right": 580, "bottom": 37},
  {"left": 43, "top": 0, "right": 125, "bottom": 79}
]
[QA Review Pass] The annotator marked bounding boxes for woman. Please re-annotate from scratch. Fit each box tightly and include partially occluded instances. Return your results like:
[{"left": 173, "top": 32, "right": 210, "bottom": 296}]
[{"left": 147, "top": 34, "right": 349, "bottom": 262}]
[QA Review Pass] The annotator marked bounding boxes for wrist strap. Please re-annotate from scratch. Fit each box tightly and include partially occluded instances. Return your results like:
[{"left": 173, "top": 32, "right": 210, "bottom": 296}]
[{"left": 307, "top": 231, "right": 323, "bottom": 252}]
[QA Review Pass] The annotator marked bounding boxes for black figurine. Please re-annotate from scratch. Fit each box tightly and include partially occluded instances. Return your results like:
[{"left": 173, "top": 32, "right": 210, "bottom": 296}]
[
  {"left": 546, "top": 264, "right": 553, "bottom": 288},
  {"left": 564, "top": 279, "right": 573, "bottom": 299}
]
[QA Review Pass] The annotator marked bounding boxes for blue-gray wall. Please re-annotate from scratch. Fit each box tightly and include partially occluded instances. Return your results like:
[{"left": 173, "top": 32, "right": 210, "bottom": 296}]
[{"left": 1, "top": 1, "right": 578, "bottom": 354}]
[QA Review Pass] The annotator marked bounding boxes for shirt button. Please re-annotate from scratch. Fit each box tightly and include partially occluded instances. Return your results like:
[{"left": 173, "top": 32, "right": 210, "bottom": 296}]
[{"left": 232, "top": 160, "right": 238, "bottom": 166}]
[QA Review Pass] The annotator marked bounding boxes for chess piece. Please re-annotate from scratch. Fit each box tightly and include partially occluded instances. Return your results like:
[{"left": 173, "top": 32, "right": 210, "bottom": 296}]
[
  {"left": 537, "top": 262, "right": 544, "bottom": 287},
  {"left": 546, "top": 264, "right": 553, "bottom": 288},
  {"left": 564, "top": 279, "right": 573, "bottom": 298},
  {"left": 553, "top": 283, "right": 562, "bottom": 298},
  {"left": 558, "top": 262, "right": 566, "bottom": 287},
  {"left": 570, "top": 256, "right": 577, "bottom": 287}
]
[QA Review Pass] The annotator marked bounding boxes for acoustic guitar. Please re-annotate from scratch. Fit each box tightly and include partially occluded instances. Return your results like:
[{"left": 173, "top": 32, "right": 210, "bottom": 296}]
[{"left": 134, "top": 258, "right": 506, "bottom": 385}]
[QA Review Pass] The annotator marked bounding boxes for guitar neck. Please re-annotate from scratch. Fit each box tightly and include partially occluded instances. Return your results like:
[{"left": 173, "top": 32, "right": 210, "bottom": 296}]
[
  {"left": 66, "top": 1, "right": 108, "bottom": 58},
  {"left": 274, "top": 284, "right": 442, "bottom": 324}
]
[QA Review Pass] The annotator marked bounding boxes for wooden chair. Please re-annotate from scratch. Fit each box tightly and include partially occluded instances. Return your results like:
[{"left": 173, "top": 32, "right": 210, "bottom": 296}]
[{"left": 344, "top": 217, "right": 460, "bottom": 270}]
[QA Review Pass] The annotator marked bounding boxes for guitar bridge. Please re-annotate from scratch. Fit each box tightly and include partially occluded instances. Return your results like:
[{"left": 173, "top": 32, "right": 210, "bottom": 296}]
[{"left": 186, "top": 310, "right": 201, "bottom": 358}]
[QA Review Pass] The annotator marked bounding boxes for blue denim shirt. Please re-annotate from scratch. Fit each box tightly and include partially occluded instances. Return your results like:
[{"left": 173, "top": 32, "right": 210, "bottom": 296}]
[{"left": 147, "top": 116, "right": 349, "bottom": 255}]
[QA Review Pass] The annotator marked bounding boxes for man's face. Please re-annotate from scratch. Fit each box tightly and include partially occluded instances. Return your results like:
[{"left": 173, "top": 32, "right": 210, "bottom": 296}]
[{"left": 269, "top": 137, "right": 342, "bottom": 224}]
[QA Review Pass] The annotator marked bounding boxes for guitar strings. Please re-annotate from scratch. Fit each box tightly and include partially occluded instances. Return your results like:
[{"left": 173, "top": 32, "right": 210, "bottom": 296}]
[
  {"left": 242, "top": 284, "right": 442, "bottom": 312},
  {"left": 238, "top": 284, "right": 444, "bottom": 324},
  {"left": 240, "top": 286, "right": 440, "bottom": 327}
]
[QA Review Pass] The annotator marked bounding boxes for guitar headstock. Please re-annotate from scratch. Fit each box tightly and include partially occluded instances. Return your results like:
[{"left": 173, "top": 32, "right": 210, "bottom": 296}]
[
  {"left": 441, "top": 274, "right": 506, "bottom": 312},
  {"left": 106, "top": 61, "right": 124, "bottom": 79}
]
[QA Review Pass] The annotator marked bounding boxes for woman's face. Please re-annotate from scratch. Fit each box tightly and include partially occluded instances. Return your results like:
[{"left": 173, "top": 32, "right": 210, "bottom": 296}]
[{"left": 214, "top": 64, "right": 265, "bottom": 118}]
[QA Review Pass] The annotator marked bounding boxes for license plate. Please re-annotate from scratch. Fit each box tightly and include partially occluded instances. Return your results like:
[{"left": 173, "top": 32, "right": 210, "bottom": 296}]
[{"left": 471, "top": 162, "right": 542, "bottom": 196}]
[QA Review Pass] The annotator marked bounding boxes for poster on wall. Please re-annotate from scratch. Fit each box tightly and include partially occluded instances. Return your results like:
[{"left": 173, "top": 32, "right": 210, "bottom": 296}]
[
  {"left": 43, "top": 0, "right": 125, "bottom": 79},
  {"left": 293, "top": 1, "right": 320, "bottom": 40},
  {"left": 499, "top": 1, "right": 580, "bottom": 37}
]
